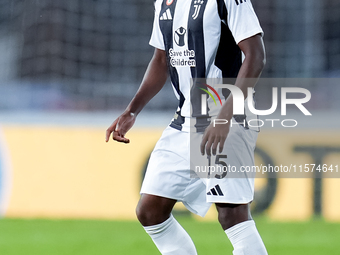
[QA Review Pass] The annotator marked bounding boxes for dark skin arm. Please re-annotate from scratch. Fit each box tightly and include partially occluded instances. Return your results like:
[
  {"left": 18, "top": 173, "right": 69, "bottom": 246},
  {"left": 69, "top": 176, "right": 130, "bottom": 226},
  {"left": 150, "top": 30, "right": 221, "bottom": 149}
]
[
  {"left": 106, "top": 48, "right": 168, "bottom": 143},
  {"left": 200, "top": 34, "right": 266, "bottom": 156}
]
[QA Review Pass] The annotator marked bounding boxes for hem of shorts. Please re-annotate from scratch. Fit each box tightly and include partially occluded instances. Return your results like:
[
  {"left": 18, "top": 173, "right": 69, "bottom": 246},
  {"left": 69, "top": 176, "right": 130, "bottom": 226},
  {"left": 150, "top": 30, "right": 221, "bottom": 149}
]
[
  {"left": 182, "top": 201, "right": 211, "bottom": 217},
  {"left": 140, "top": 191, "right": 210, "bottom": 217},
  {"left": 140, "top": 191, "right": 181, "bottom": 202},
  {"left": 206, "top": 197, "right": 253, "bottom": 204}
]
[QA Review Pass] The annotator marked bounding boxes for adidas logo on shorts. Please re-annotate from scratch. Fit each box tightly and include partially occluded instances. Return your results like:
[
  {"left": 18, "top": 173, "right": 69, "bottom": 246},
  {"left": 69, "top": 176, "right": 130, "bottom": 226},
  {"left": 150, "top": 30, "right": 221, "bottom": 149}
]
[{"left": 207, "top": 185, "right": 224, "bottom": 196}]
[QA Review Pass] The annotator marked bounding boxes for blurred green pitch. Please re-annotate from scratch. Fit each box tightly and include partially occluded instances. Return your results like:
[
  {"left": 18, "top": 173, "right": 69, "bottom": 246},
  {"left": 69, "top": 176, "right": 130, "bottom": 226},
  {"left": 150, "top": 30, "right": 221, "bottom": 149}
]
[{"left": 0, "top": 216, "right": 339, "bottom": 255}]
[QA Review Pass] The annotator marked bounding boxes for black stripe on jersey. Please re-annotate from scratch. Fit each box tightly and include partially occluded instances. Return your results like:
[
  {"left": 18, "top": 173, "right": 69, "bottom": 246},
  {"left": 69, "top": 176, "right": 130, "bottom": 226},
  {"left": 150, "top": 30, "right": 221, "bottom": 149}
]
[
  {"left": 215, "top": 0, "right": 242, "bottom": 79},
  {"left": 188, "top": 0, "right": 210, "bottom": 133},
  {"left": 158, "top": 0, "right": 185, "bottom": 130},
  {"left": 216, "top": 0, "right": 228, "bottom": 21},
  {"left": 215, "top": 28, "right": 242, "bottom": 79}
]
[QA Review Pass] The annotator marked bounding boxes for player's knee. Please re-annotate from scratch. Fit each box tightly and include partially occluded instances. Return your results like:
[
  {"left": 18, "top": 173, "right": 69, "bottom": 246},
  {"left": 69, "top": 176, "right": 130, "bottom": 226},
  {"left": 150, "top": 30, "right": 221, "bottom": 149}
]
[
  {"left": 135, "top": 202, "right": 166, "bottom": 226},
  {"left": 135, "top": 203, "right": 146, "bottom": 225},
  {"left": 136, "top": 194, "right": 176, "bottom": 226},
  {"left": 217, "top": 209, "right": 232, "bottom": 229},
  {"left": 135, "top": 202, "right": 150, "bottom": 225},
  {"left": 216, "top": 203, "right": 251, "bottom": 230},
  {"left": 135, "top": 207, "right": 163, "bottom": 227}
]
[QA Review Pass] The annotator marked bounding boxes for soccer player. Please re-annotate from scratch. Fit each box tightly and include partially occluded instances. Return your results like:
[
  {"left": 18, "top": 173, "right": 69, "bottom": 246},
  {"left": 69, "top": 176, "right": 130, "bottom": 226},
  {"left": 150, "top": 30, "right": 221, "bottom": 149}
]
[{"left": 106, "top": 0, "right": 267, "bottom": 254}]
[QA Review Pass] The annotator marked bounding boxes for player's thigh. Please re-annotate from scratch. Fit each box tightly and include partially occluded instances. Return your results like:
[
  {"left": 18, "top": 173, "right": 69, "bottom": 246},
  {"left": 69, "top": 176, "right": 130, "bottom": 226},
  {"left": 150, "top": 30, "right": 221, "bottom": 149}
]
[{"left": 141, "top": 126, "right": 190, "bottom": 201}]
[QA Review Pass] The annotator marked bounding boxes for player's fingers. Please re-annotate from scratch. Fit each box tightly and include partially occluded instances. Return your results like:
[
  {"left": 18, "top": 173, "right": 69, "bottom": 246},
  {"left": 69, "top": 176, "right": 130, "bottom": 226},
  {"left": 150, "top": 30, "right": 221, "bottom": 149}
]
[
  {"left": 112, "top": 131, "right": 130, "bottom": 144},
  {"left": 105, "top": 127, "right": 116, "bottom": 142},
  {"left": 200, "top": 133, "right": 209, "bottom": 155},
  {"left": 211, "top": 136, "right": 220, "bottom": 156},
  {"left": 219, "top": 136, "right": 227, "bottom": 153},
  {"left": 105, "top": 130, "right": 111, "bottom": 142},
  {"left": 113, "top": 136, "right": 130, "bottom": 143},
  {"left": 105, "top": 119, "right": 119, "bottom": 142},
  {"left": 205, "top": 136, "right": 215, "bottom": 157}
]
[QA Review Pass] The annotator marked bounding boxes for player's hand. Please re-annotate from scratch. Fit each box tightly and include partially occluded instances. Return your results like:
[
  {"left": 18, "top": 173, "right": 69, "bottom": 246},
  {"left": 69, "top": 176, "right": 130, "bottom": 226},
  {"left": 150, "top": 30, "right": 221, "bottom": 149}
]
[
  {"left": 105, "top": 111, "right": 136, "bottom": 143},
  {"left": 200, "top": 122, "right": 230, "bottom": 156}
]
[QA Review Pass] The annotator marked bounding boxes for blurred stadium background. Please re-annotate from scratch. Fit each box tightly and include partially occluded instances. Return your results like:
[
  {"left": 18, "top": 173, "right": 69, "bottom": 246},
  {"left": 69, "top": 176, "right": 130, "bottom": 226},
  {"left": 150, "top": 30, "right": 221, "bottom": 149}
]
[
  {"left": 0, "top": 0, "right": 340, "bottom": 110},
  {"left": 0, "top": 0, "right": 340, "bottom": 254}
]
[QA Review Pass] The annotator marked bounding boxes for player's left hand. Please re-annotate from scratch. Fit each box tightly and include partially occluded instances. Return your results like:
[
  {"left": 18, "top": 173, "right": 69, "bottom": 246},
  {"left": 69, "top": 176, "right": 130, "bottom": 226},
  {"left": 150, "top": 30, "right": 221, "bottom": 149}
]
[{"left": 200, "top": 122, "right": 230, "bottom": 156}]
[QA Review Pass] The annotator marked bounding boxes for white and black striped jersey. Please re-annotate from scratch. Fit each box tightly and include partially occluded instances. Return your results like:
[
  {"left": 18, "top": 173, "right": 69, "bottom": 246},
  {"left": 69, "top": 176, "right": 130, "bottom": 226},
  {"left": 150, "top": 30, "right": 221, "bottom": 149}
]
[{"left": 150, "top": 0, "right": 263, "bottom": 132}]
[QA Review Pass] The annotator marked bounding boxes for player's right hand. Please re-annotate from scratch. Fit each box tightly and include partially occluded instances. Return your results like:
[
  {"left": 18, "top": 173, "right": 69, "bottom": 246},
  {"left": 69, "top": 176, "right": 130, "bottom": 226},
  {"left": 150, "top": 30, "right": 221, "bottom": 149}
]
[{"left": 105, "top": 111, "right": 136, "bottom": 144}]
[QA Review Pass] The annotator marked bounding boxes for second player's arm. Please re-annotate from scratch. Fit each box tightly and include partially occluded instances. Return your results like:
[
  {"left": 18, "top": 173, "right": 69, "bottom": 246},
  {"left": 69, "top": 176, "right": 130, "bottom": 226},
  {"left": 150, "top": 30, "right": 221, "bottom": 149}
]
[{"left": 106, "top": 48, "right": 168, "bottom": 143}]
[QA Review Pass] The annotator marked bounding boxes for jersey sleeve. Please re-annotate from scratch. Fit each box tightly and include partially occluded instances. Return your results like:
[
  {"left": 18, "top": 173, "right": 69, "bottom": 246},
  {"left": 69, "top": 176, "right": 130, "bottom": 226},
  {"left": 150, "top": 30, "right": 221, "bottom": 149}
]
[
  {"left": 224, "top": 0, "right": 263, "bottom": 45},
  {"left": 149, "top": 0, "right": 165, "bottom": 50}
]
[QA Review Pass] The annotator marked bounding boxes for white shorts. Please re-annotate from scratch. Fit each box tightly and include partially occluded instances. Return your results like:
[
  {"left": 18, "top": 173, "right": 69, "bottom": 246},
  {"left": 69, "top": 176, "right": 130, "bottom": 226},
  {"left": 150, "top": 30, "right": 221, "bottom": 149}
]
[{"left": 140, "top": 122, "right": 258, "bottom": 217}]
